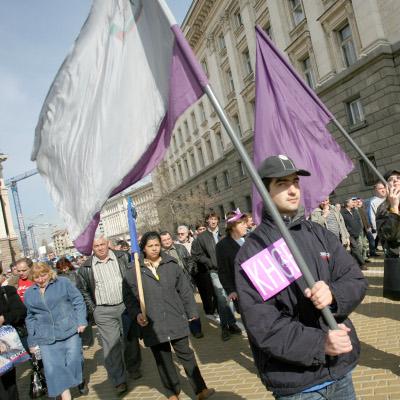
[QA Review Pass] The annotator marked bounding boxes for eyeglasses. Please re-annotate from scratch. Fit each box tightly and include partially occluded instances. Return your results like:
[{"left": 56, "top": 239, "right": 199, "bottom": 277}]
[{"left": 177, "top": 232, "right": 186, "bottom": 235}]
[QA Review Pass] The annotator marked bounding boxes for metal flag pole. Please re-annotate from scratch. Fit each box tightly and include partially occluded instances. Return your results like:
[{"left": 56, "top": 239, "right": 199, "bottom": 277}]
[
  {"left": 331, "top": 117, "right": 387, "bottom": 184},
  {"left": 157, "top": 0, "right": 338, "bottom": 330},
  {"left": 127, "top": 197, "right": 147, "bottom": 321}
]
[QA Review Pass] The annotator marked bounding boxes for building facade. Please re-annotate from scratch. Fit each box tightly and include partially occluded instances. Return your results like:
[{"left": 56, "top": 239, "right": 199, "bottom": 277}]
[
  {"left": 152, "top": 0, "right": 400, "bottom": 232},
  {"left": 51, "top": 229, "right": 74, "bottom": 257},
  {"left": 100, "top": 178, "right": 160, "bottom": 242},
  {"left": 0, "top": 155, "right": 21, "bottom": 266}
]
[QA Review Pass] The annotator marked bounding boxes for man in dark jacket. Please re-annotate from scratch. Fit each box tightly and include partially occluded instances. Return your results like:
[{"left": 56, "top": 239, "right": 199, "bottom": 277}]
[
  {"left": 235, "top": 155, "right": 367, "bottom": 399},
  {"left": 191, "top": 213, "right": 241, "bottom": 341},
  {"left": 76, "top": 235, "right": 142, "bottom": 395},
  {"left": 160, "top": 231, "right": 204, "bottom": 338},
  {"left": 341, "top": 198, "right": 367, "bottom": 270},
  {"left": 376, "top": 169, "right": 400, "bottom": 257}
]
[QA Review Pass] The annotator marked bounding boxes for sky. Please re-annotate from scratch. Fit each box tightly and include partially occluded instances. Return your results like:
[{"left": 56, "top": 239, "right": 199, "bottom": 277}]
[{"left": 0, "top": 0, "right": 192, "bottom": 244}]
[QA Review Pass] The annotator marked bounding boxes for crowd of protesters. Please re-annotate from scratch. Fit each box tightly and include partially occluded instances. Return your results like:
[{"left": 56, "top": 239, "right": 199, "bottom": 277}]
[{"left": 1, "top": 160, "right": 399, "bottom": 399}]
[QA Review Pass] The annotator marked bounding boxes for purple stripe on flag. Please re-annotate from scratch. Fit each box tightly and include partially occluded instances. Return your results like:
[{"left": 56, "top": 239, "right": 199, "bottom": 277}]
[
  {"left": 74, "top": 25, "right": 208, "bottom": 254},
  {"left": 252, "top": 26, "right": 353, "bottom": 224}
]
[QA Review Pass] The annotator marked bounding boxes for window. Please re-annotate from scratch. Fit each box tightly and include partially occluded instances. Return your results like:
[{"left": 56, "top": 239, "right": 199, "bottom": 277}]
[
  {"left": 190, "top": 152, "right": 197, "bottom": 174},
  {"left": 359, "top": 154, "right": 377, "bottom": 186},
  {"left": 199, "top": 102, "right": 206, "bottom": 123},
  {"left": 183, "top": 157, "right": 190, "bottom": 178},
  {"left": 302, "top": 56, "right": 316, "bottom": 89},
  {"left": 213, "top": 176, "right": 219, "bottom": 192},
  {"left": 245, "top": 195, "right": 252, "bottom": 212},
  {"left": 338, "top": 24, "right": 357, "bottom": 67},
  {"left": 205, "top": 180, "right": 211, "bottom": 195},
  {"left": 201, "top": 59, "right": 209, "bottom": 77},
  {"left": 233, "top": 10, "right": 243, "bottom": 29},
  {"left": 172, "top": 135, "right": 177, "bottom": 152},
  {"left": 226, "top": 68, "right": 235, "bottom": 93},
  {"left": 238, "top": 160, "right": 246, "bottom": 177},
  {"left": 215, "top": 131, "right": 224, "bottom": 155},
  {"left": 242, "top": 49, "right": 252, "bottom": 76},
  {"left": 191, "top": 112, "right": 197, "bottom": 131},
  {"left": 290, "top": 0, "right": 305, "bottom": 26},
  {"left": 177, "top": 128, "right": 183, "bottom": 146},
  {"left": 229, "top": 201, "right": 236, "bottom": 211},
  {"left": 219, "top": 205, "right": 225, "bottom": 219},
  {"left": 347, "top": 98, "right": 364, "bottom": 126},
  {"left": 263, "top": 24, "right": 272, "bottom": 39},
  {"left": 223, "top": 170, "right": 230, "bottom": 188},
  {"left": 197, "top": 145, "right": 205, "bottom": 168},
  {"left": 233, "top": 114, "right": 242, "bottom": 137},
  {"left": 218, "top": 33, "right": 226, "bottom": 51},
  {"left": 205, "top": 139, "right": 214, "bottom": 163},
  {"left": 178, "top": 163, "right": 184, "bottom": 182},
  {"left": 184, "top": 120, "right": 190, "bottom": 140}
]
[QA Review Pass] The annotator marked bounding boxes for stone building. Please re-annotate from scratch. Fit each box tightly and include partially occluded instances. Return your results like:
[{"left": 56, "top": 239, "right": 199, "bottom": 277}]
[
  {"left": 100, "top": 177, "right": 160, "bottom": 242},
  {"left": 152, "top": 0, "right": 400, "bottom": 232},
  {"left": 0, "top": 154, "right": 21, "bottom": 266},
  {"left": 51, "top": 229, "right": 74, "bottom": 257}
]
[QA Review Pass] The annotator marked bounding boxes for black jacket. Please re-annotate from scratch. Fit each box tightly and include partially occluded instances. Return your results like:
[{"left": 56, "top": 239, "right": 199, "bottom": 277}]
[
  {"left": 235, "top": 210, "right": 367, "bottom": 396},
  {"left": 341, "top": 208, "right": 362, "bottom": 238},
  {"left": 76, "top": 250, "right": 130, "bottom": 315},
  {"left": 122, "top": 253, "right": 198, "bottom": 347},
  {"left": 216, "top": 235, "right": 241, "bottom": 295},
  {"left": 376, "top": 201, "right": 400, "bottom": 257},
  {"left": 0, "top": 285, "right": 27, "bottom": 328},
  {"left": 191, "top": 230, "right": 221, "bottom": 272}
]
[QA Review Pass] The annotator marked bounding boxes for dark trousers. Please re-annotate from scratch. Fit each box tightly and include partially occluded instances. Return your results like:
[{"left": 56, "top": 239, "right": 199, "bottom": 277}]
[
  {"left": 0, "top": 368, "right": 18, "bottom": 400},
  {"left": 193, "top": 271, "right": 217, "bottom": 315},
  {"left": 350, "top": 236, "right": 364, "bottom": 266},
  {"left": 150, "top": 336, "right": 206, "bottom": 397}
]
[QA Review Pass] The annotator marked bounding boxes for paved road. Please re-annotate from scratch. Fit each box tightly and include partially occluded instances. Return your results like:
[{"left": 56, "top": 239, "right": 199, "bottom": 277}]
[{"left": 18, "top": 261, "right": 400, "bottom": 399}]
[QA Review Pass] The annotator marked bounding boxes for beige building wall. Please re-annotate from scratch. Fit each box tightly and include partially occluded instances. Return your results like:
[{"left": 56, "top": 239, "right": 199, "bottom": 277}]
[
  {"left": 152, "top": 0, "right": 400, "bottom": 232},
  {"left": 100, "top": 179, "right": 160, "bottom": 241}
]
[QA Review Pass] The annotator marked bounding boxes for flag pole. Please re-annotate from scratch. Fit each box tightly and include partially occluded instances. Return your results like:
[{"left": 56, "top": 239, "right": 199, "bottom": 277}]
[
  {"left": 127, "top": 197, "right": 147, "bottom": 321},
  {"left": 157, "top": 0, "right": 338, "bottom": 330},
  {"left": 331, "top": 117, "right": 387, "bottom": 184}
]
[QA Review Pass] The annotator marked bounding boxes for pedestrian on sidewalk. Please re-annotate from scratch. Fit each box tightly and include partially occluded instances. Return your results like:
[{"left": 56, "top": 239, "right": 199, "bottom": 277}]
[
  {"left": 123, "top": 231, "right": 215, "bottom": 400},
  {"left": 25, "top": 262, "right": 87, "bottom": 400},
  {"left": 376, "top": 169, "right": 400, "bottom": 257},
  {"left": 341, "top": 198, "right": 367, "bottom": 270},
  {"left": 311, "top": 197, "right": 350, "bottom": 248},
  {"left": 160, "top": 231, "right": 204, "bottom": 339},
  {"left": 216, "top": 209, "right": 248, "bottom": 316},
  {"left": 0, "top": 263, "right": 27, "bottom": 400},
  {"left": 235, "top": 155, "right": 368, "bottom": 399},
  {"left": 191, "top": 213, "right": 241, "bottom": 341},
  {"left": 76, "top": 235, "right": 142, "bottom": 395}
]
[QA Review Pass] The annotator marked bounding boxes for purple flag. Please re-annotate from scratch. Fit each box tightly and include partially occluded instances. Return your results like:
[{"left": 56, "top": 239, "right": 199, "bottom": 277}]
[
  {"left": 32, "top": 1, "right": 207, "bottom": 254},
  {"left": 253, "top": 26, "right": 353, "bottom": 222}
]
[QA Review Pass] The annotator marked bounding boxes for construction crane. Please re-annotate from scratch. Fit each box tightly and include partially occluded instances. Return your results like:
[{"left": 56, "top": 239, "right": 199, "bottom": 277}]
[{"left": 5, "top": 169, "right": 39, "bottom": 256}]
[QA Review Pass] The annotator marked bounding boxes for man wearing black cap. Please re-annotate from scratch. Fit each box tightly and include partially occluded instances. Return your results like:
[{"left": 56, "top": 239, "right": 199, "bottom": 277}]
[
  {"left": 235, "top": 155, "right": 367, "bottom": 399},
  {"left": 376, "top": 169, "right": 400, "bottom": 258}
]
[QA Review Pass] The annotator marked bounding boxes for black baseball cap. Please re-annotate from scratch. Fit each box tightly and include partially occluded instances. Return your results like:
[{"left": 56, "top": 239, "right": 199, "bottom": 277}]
[
  {"left": 384, "top": 169, "right": 400, "bottom": 181},
  {"left": 258, "top": 155, "right": 311, "bottom": 179}
]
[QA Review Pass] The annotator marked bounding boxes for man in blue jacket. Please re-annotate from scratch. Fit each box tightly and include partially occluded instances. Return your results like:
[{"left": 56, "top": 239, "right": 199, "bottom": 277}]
[{"left": 235, "top": 155, "right": 368, "bottom": 399}]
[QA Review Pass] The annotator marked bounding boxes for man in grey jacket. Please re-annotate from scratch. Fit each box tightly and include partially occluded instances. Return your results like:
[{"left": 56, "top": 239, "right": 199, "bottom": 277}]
[
  {"left": 311, "top": 198, "right": 350, "bottom": 247},
  {"left": 77, "top": 235, "right": 142, "bottom": 395}
]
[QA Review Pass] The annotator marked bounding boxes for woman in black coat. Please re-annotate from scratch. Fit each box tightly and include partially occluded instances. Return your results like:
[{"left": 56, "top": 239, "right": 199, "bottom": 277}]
[
  {"left": 216, "top": 209, "right": 248, "bottom": 305},
  {"left": 123, "top": 231, "right": 215, "bottom": 400},
  {"left": 0, "top": 265, "right": 27, "bottom": 400}
]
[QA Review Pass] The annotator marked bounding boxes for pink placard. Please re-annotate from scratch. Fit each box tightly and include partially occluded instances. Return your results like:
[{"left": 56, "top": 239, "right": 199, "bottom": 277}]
[{"left": 241, "top": 238, "right": 303, "bottom": 301}]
